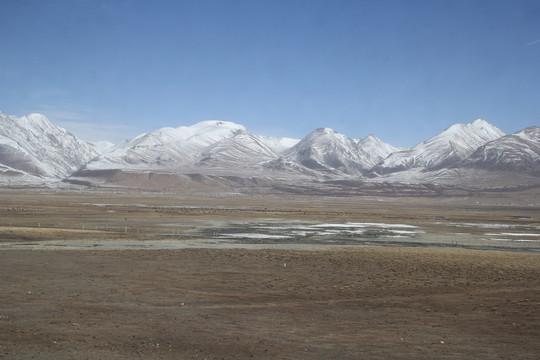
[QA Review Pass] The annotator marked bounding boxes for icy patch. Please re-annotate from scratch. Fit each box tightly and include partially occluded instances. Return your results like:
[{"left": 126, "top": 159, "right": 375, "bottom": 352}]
[
  {"left": 311, "top": 223, "right": 362, "bottom": 228},
  {"left": 499, "top": 232, "right": 540, "bottom": 237},
  {"left": 311, "top": 222, "right": 417, "bottom": 229},
  {"left": 487, "top": 238, "right": 540, "bottom": 243},
  {"left": 391, "top": 230, "right": 424, "bottom": 235},
  {"left": 316, "top": 231, "right": 345, "bottom": 236},
  {"left": 484, "top": 232, "right": 540, "bottom": 238},
  {"left": 259, "top": 225, "right": 315, "bottom": 231},
  {"left": 347, "top": 222, "right": 418, "bottom": 229},
  {"left": 219, "top": 233, "right": 291, "bottom": 240},
  {"left": 455, "top": 223, "right": 524, "bottom": 229},
  {"left": 210, "top": 221, "right": 423, "bottom": 241}
]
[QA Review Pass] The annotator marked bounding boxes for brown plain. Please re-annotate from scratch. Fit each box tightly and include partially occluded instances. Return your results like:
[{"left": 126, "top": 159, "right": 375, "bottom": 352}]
[{"left": 0, "top": 190, "right": 539, "bottom": 359}]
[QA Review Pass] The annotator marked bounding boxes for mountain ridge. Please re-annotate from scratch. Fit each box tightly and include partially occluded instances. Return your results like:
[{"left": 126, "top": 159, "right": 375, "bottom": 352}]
[
  {"left": 283, "top": 128, "right": 398, "bottom": 175},
  {"left": 368, "top": 119, "right": 505, "bottom": 176},
  {"left": 1, "top": 110, "right": 538, "bottom": 193},
  {"left": 455, "top": 126, "right": 540, "bottom": 174},
  {"left": 0, "top": 111, "right": 98, "bottom": 179}
]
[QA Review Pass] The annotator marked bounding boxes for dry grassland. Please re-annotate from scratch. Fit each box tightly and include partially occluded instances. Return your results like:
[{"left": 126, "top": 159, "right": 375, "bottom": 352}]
[{"left": 0, "top": 190, "right": 538, "bottom": 359}]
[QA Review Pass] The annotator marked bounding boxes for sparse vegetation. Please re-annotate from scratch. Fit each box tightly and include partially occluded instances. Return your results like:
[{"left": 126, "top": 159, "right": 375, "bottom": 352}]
[{"left": 0, "top": 190, "right": 538, "bottom": 359}]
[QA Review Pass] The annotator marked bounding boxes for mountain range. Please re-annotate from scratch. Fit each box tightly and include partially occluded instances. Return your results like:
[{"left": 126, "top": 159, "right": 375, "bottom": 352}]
[{"left": 1, "top": 110, "right": 538, "bottom": 194}]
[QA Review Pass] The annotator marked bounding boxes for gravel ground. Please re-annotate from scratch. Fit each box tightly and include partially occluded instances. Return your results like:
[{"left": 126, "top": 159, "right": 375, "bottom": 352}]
[{"left": 0, "top": 247, "right": 538, "bottom": 359}]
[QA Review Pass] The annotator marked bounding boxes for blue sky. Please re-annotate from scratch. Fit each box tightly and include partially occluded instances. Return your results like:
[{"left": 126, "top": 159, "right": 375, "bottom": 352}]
[{"left": 1, "top": 0, "right": 539, "bottom": 146}]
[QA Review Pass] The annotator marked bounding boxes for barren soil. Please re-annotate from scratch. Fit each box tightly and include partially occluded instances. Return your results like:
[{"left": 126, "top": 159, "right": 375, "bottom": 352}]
[
  {"left": 0, "top": 190, "right": 539, "bottom": 359},
  {"left": 1, "top": 248, "right": 539, "bottom": 359}
]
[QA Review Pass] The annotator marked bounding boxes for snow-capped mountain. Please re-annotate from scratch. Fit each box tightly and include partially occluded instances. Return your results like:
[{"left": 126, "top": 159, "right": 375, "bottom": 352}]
[
  {"left": 283, "top": 128, "right": 398, "bottom": 175},
  {"left": 255, "top": 135, "right": 300, "bottom": 154},
  {"left": 0, "top": 111, "right": 98, "bottom": 179},
  {"left": 85, "top": 121, "right": 247, "bottom": 170},
  {"left": 456, "top": 126, "right": 540, "bottom": 174},
  {"left": 1, "top": 109, "right": 538, "bottom": 192},
  {"left": 369, "top": 119, "right": 505, "bottom": 176},
  {"left": 356, "top": 134, "right": 402, "bottom": 169},
  {"left": 196, "top": 131, "right": 279, "bottom": 168},
  {"left": 88, "top": 140, "right": 116, "bottom": 154},
  {"left": 84, "top": 121, "right": 304, "bottom": 175}
]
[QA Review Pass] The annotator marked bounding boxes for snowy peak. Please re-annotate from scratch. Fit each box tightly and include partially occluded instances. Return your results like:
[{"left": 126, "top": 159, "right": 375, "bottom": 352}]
[
  {"left": 370, "top": 119, "right": 505, "bottom": 175},
  {"left": 457, "top": 126, "right": 540, "bottom": 174},
  {"left": 122, "top": 121, "right": 246, "bottom": 149},
  {"left": 283, "top": 128, "right": 396, "bottom": 174},
  {"left": 299, "top": 128, "right": 352, "bottom": 148},
  {"left": 86, "top": 120, "right": 248, "bottom": 170},
  {"left": 356, "top": 134, "right": 397, "bottom": 154},
  {"left": 283, "top": 128, "right": 361, "bottom": 173},
  {"left": 2, "top": 110, "right": 538, "bottom": 190},
  {"left": 515, "top": 126, "right": 540, "bottom": 143},
  {"left": 356, "top": 134, "right": 400, "bottom": 169},
  {"left": 88, "top": 141, "right": 116, "bottom": 154},
  {"left": 177, "top": 120, "right": 247, "bottom": 146},
  {"left": 0, "top": 112, "right": 98, "bottom": 179},
  {"left": 424, "top": 119, "right": 504, "bottom": 154},
  {"left": 85, "top": 119, "right": 301, "bottom": 175},
  {"left": 255, "top": 135, "right": 300, "bottom": 154},
  {"left": 437, "top": 119, "right": 504, "bottom": 151}
]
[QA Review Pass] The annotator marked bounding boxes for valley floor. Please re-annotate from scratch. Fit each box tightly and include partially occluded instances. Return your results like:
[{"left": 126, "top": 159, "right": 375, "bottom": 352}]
[
  {"left": 1, "top": 247, "right": 538, "bottom": 359},
  {"left": 0, "top": 190, "right": 538, "bottom": 359}
]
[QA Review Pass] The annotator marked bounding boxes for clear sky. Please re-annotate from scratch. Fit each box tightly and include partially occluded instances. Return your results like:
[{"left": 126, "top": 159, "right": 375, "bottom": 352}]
[{"left": 1, "top": 0, "right": 539, "bottom": 146}]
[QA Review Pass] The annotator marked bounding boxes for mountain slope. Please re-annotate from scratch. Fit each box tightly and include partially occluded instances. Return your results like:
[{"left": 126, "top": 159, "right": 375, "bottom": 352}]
[
  {"left": 283, "top": 128, "right": 397, "bottom": 175},
  {"left": 0, "top": 112, "right": 98, "bottom": 179},
  {"left": 369, "top": 119, "right": 505, "bottom": 176},
  {"left": 85, "top": 121, "right": 247, "bottom": 170},
  {"left": 3, "top": 110, "right": 537, "bottom": 193},
  {"left": 88, "top": 140, "right": 116, "bottom": 154},
  {"left": 356, "top": 134, "right": 401, "bottom": 169},
  {"left": 196, "top": 131, "right": 279, "bottom": 168},
  {"left": 456, "top": 126, "right": 540, "bottom": 174},
  {"left": 255, "top": 135, "right": 300, "bottom": 154}
]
